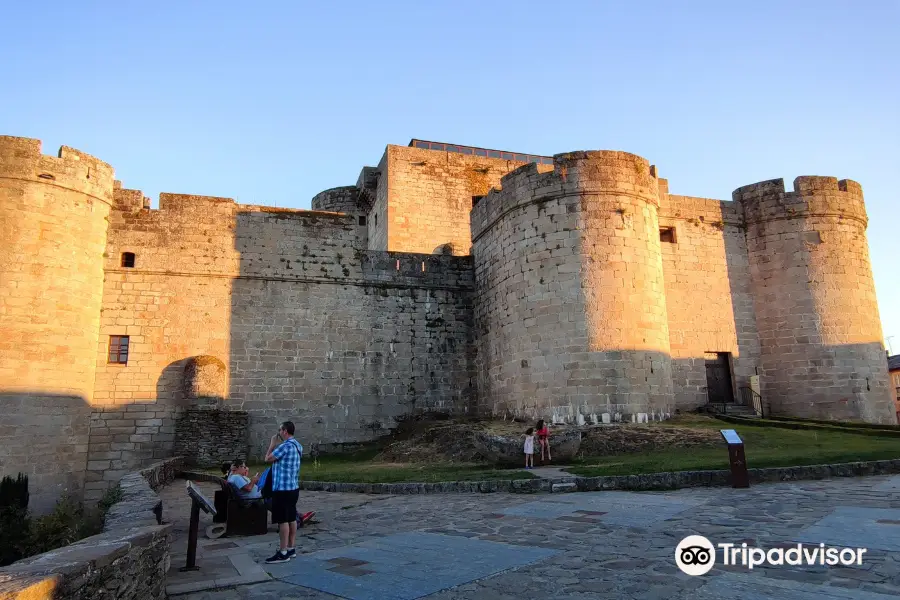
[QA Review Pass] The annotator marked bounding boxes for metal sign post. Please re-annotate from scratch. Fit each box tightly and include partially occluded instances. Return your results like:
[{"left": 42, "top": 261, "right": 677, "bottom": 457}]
[
  {"left": 720, "top": 429, "right": 750, "bottom": 489},
  {"left": 181, "top": 480, "right": 217, "bottom": 572}
]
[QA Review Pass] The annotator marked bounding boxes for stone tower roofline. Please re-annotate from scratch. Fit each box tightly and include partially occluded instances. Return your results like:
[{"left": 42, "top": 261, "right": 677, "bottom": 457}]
[
  {"left": 110, "top": 184, "right": 355, "bottom": 224},
  {"left": 0, "top": 135, "right": 115, "bottom": 205},
  {"left": 733, "top": 176, "right": 867, "bottom": 227},
  {"left": 471, "top": 149, "right": 660, "bottom": 243}
]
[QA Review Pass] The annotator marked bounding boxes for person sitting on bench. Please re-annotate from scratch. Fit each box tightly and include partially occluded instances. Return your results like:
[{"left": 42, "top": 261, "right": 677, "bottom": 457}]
[{"left": 226, "top": 459, "right": 264, "bottom": 506}]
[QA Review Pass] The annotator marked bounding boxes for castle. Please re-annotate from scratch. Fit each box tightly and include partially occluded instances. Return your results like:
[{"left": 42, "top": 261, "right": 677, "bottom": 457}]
[{"left": 0, "top": 135, "right": 895, "bottom": 511}]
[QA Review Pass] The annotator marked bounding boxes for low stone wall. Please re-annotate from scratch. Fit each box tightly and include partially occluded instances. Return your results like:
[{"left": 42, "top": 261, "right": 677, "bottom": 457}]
[
  {"left": 299, "top": 478, "right": 552, "bottom": 494},
  {"left": 0, "top": 457, "right": 181, "bottom": 600},
  {"left": 296, "top": 458, "right": 900, "bottom": 495},
  {"left": 174, "top": 408, "right": 249, "bottom": 468}
]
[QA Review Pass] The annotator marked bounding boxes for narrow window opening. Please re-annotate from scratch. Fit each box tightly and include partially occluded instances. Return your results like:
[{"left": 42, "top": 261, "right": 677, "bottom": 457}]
[
  {"left": 108, "top": 335, "right": 130, "bottom": 364},
  {"left": 660, "top": 227, "right": 676, "bottom": 244},
  {"left": 374, "top": 214, "right": 378, "bottom": 227},
  {"left": 358, "top": 215, "right": 366, "bottom": 226},
  {"left": 421, "top": 261, "right": 426, "bottom": 272},
  {"left": 121, "top": 252, "right": 136, "bottom": 267},
  {"left": 396, "top": 259, "right": 400, "bottom": 271},
  {"left": 472, "top": 195, "right": 484, "bottom": 207}
]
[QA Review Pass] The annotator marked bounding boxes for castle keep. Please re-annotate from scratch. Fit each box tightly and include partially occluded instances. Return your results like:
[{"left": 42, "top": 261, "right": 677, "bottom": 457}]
[{"left": 0, "top": 135, "right": 895, "bottom": 510}]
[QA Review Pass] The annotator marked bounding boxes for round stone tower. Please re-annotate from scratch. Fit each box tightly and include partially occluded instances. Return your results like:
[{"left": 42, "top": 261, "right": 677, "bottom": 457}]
[
  {"left": 735, "top": 176, "right": 894, "bottom": 424},
  {"left": 311, "top": 186, "right": 364, "bottom": 213},
  {"left": 470, "top": 151, "right": 674, "bottom": 424},
  {"left": 0, "top": 136, "right": 115, "bottom": 510}
]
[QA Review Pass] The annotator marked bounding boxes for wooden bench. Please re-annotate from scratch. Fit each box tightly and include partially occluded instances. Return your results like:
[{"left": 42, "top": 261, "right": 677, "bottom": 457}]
[
  {"left": 216, "top": 478, "right": 268, "bottom": 536},
  {"left": 179, "top": 471, "right": 268, "bottom": 536}
]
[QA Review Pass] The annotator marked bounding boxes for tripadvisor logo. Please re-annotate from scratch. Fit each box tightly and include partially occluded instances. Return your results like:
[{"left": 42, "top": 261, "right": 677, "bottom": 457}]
[
  {"left": 676, "top": 535, "right": 716, "bottom": 576},
  {"left": 675, "top": 535, "right": 868, "bottom": 576}
]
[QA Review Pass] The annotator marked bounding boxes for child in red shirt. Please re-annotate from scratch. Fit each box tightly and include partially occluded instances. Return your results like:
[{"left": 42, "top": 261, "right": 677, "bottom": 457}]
[{"left": 535, "top": 419, "right": 551, "bottom": 462}]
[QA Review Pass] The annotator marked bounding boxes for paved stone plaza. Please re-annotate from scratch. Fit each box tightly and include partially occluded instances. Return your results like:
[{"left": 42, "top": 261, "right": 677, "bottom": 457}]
[{"left": 163, "top": 475, "right": 900, "bottom": 599}]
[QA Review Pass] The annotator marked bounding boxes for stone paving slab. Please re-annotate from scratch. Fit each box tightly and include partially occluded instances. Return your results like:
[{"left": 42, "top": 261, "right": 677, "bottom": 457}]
[
  {"left": 167, "top": 538, "right": 271, "bottom": 596},
  {"left": 270, "top": 531, "right": 560, "bottom": 600},
  {"left": 873, "top": 475, "right": 900, "bottom": 492},
  {"left": 793, "top": 506, "right": 900, "bottom": 552},
  {"left": 687, "top": 572, "right": 899, "bottom": 599},
  {"left": 160, "top": 475, "right": 900, "bottom": 599},
  {"left": 499, "top": 490, "right": 706, "bottom": 526}
]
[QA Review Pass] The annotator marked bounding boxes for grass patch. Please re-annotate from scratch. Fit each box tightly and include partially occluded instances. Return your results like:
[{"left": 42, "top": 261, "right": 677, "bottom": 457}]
[
  {"left": 567, "top": 415, "right": 900, "bottom": 477},
  {"left": 218, "top": 449, "right": 535, "bottom": 484}
]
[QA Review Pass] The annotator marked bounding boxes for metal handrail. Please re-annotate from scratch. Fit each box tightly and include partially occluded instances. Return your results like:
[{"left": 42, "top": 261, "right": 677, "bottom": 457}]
[{"left": 738, "top": 386, "right": 764, "bottom": 418}]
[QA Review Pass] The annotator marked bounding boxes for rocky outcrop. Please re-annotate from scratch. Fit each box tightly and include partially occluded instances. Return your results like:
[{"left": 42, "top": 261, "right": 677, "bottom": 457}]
[{"left": 473, "top": 429, "right": 582, "bottom": 465}]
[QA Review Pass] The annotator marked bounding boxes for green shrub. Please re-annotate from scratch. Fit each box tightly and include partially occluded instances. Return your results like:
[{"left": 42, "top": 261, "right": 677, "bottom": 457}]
[
  {"left": 0, "top": 505, "right": 29, "bottom": 566},
  {"left": 0, "top": 474, "right": 30, "bottom": 566},
  {"left": 0, "top": 473, "right": 29, "bottom": 510},
  {"left": 0, "top": 479, "right": 121, "bottom": 567}
]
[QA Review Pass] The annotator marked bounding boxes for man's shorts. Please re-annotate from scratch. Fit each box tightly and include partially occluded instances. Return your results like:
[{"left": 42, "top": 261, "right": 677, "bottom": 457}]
[{"left": 270, "top": 489, "right": 300, "bottom": 524}]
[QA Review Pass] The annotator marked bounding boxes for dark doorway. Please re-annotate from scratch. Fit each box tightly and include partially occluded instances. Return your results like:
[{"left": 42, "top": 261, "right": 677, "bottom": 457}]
[{"left": 705, "top": 352, "right": 734, "bottom": 404}]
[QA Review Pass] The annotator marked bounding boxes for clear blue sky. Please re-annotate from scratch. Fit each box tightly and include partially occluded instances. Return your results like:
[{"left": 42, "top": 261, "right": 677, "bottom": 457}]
[{"left": 2, "top": 1, "right": 898, "bottom": 349}]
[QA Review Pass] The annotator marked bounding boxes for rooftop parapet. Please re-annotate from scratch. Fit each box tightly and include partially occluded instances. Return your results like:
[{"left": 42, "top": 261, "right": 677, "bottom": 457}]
[
  {"left": 0, "top": 135, "right": 115, "bottom": 204},
  {"left": 311, "top": 186, "right": 366, "bottom": 214},
  {"left": 471, "top": 150, "right": 660, "bottom": 242},
  {"left": 734, "top": 176, "right": 867, "bottom": 227}
]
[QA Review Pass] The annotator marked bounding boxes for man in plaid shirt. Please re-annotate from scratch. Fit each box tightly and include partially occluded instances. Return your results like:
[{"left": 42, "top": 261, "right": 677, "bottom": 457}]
[{"left": 263, "top": 421, "right": 302, "bottom": 563}]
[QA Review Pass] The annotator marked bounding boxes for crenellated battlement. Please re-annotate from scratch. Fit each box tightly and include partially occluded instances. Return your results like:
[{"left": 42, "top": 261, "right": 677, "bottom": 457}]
[
  {"left": 0, "top": 135, "right": 115, "bottom": 204},
  {"left": 111, "top": 187, "right": 354, "bottom": 221},
  {"left": 471, "top": 150, "right": 661, "bottom": 242},
  {"left": 734, "top": 176, "right": 867, "bottom": 227}
]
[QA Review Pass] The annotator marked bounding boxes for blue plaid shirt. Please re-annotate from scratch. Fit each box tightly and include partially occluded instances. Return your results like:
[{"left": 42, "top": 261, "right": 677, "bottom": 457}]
[{"left": 271, "top": 437, "right": 302, "bottom": 491}]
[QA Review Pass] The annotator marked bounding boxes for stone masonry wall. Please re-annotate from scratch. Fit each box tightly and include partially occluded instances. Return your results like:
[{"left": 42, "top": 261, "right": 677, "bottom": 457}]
[
  {"left": 174, "top": 408, "right": 250, "bottom": 467},
  {"left": 658, "top": 186, "right": 762, "bottom": 410},
  {"left": 471, "top": 153, "right": 675, "bottom": 424},
  {"left": 736, "top": 176, "right": 895, "bottom": 423},
  {"left": 382, "top": 145, "right": 532, "bottom": 256},
  {"left": 367, "top": 152, "right": 389, "bottom": 251},
  {"left": 90, "top": 189, "right": 474, "bottom": 480},
  {"left": 0, "top": 136, "right": 115, "bottom": 513},
  {"left": 231, "top": 249, "right": 475, "bottom": 456}
]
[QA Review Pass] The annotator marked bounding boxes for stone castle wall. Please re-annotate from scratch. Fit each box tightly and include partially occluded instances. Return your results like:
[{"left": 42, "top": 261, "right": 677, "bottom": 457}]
[
  {"left": 736, "top": 176, "right": 895, "bottom": 423},
  {"left": 470, "top": 152, "right": 676, "bottom": 423},
  {"left": 1, "top": 134, "right": 894, "bottom": 511},
  {"left": 380, "top": 145, "right": 532, "bottom": 256},
  {"left": 658, "top": 187, "right": 762, "bottom": 410},
  {"left": 0, "top": 136, "right": 115, "bottom": 512},
  {"left": 86, "top": 188, "right": 474, "bottom": 498}
]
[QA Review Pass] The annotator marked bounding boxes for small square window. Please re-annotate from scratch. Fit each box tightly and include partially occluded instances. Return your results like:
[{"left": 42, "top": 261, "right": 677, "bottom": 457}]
[
  {"left": 121, "top": 252, "right": 135, "bottom": 268},
  {"left": 108, "top": 335, "right": 129, "bottom": 365},
  {"left": 358, "top": 215, "right": 366, "bottom": 226},
  {"left": 660, "top": 227, "right": 677, "bottom": 243}
]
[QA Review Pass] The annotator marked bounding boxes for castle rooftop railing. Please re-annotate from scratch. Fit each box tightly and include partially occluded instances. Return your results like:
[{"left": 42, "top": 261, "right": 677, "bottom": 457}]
[{"left": 409, "top": 139, "right": 554, "bottom": 165}]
